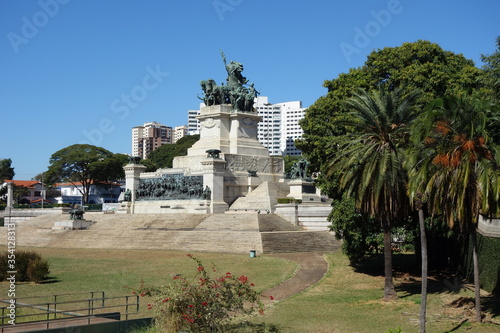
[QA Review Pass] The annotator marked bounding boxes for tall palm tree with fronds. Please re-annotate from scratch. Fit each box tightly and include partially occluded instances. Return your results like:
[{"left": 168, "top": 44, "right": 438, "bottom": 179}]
[
  {"left": 327, "top": 86, "right": 420, "bottom": 301},
  {"left": 408, "top": 96, "right": 500, "bottom": 322}
]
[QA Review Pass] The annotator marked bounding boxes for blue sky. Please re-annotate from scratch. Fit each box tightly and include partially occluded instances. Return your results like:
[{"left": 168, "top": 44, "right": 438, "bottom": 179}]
[{"left": 1, "top": 0, "right": 499, "bottom": 180}]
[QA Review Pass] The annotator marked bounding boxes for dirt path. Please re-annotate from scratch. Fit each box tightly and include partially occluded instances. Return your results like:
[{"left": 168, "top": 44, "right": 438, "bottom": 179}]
[{"left": 261, "top": 252, "right": 329, "bottom": 301}]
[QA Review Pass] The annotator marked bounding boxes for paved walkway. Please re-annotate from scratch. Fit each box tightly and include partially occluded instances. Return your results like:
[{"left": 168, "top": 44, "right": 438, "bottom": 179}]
[{"left": 261, "top": 252, "right": 329, "bottom": 301}]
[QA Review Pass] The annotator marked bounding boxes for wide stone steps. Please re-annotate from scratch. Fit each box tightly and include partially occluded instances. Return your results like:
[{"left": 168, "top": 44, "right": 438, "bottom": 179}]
[
  {"left": 0, "top": 212, "right": 341, "bottom": 254},
  {"left": 258, "top": 214, "right": 303, "bottom": 232},
  {"left": 261, "top": 231, "right": 341, "bottom": 253}
]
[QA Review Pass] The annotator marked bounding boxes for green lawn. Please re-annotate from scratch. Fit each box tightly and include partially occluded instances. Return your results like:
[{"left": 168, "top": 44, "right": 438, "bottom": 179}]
[
  {"left": 256, "top": 253, "right": 500, "bottom": 333},
  {"left": 1, "top": 247, "right": 500, "bottom": 332},
  {"left": 0, "top": 247, "right": 297, "bottom": 321}
]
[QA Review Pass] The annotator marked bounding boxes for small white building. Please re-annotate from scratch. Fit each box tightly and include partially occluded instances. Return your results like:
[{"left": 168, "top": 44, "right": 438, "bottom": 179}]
[{"left": 54, "top": 181, "right": 123, "bottom": 205}]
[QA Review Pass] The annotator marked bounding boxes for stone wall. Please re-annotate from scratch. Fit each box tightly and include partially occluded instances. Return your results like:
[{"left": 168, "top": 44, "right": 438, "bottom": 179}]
[{"left": 275, "top": 203, "right": 332, "bottom": 231}]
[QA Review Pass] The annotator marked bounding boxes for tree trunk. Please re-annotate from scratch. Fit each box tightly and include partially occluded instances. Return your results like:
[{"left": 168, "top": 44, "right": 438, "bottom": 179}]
[
  {"left": 470, "top": 230, "right": 482, "bottom": 323},
  {"left": 418, "top": 207, "right": 428, "bottom": 333},
  {"left": 383, "top": 226, "right": 397, "bottom": 301}
]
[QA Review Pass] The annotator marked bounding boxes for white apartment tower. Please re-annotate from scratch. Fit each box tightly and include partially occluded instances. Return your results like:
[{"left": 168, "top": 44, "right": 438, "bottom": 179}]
[
  {"left": 187, "top": 106, "right": 202, "bottom": 135},
  {"left": 254, "top": 97, "right": 305, "bottom": 156},
  {"left": 132, "top": 121, "right": 172, "bottom": 159},
  {"left": 173, "top": 125, "right": 188, "bottom": 143}
]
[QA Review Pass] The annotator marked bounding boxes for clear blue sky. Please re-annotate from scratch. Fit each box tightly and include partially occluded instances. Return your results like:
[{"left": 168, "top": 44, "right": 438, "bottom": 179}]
[{"left": 1, "top": 0, "right": 499, "bottom": 180}]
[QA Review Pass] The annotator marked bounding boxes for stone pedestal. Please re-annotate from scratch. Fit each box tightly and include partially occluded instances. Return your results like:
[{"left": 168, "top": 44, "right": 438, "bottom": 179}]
[
  {"left": 124, "top": 163, "right": 147, "bottom": 204},
  {"left": 287, "top": 179, "right": 321, "bottom": 202},
  {"left": 53, "top": 219, "right": 93, "bottom": 230},
  {"left": 247, "top": 173, "right": 259, "bottom": 194},
  {"left": 201, "top": 157, "right": 228, "bottom": 213},
  {"left": 5, "top": 182, "right": 13, "bottom": 216},
  {"left": 187, "top": 105, "right": 268, "bottom": 157}
]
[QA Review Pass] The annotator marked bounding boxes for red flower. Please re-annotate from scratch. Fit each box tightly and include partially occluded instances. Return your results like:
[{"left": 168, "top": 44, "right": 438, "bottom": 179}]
[
  {"left": 238, "top": 275, "right": 248, "bottom": 284},
  {"left": 270, "top": 295, "right": 275, "bottom": 300},
  {"left": 201, "top": 302, "right": 208, "bottom": 306},
  {"left": 162, "top": 298, "right": 170, "bottom": 302},
  {"left": 188, "top": 304, "right": 194, "bottom": 308},
  {"left": 197, "top": 266, "right": 204, "bottom": 272},
  {"left": 250, "top": 283, "right": 255, "bottom": 286}
]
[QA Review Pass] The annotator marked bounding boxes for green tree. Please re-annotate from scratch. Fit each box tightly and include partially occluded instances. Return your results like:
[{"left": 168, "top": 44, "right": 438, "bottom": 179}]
[
  {"left": 481, "top": 36, "right": 500, "bottom": 103},
  {"left": 145, "top": 135, "right": 199, "bottom": 170},
  {"left": 326, "top": 87, "right": 420, "bottom": 300},
  {"left": 408, "top": 96, "right": 500, "bottom": 322},
  {"left": 0, "top": 159, "right": 15, "bottom": 183},
  {"left": 328, "top": 194, "right": 381, "bottom": 264},
  {"left": 298, "top": 40, "right": 484, "bottom": 192},
  {"left": 45, "top": 144, "right": 124, "bottom": 204}
]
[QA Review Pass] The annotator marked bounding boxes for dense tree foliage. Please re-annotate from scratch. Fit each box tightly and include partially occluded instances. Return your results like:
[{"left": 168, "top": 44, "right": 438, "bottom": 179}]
[
  {"left": 45, "top": 144, "right": 126, "bottom": 203},
  {"left": 0, "top": 159, "right": 15, "bottom": 183},
  {"left": 481, "top": 36, "right": 500, "bottom": 103},
  {"left": 298, "top": 40, "right": 489, "bottom": 265},
  {"left": 328, "top": 194, "right": 380, "bottom": 264},
  {"left": 297, "top": 40, "right": 484, "bottom": 187},
  {"left": 144, "top": 135, "right": 200, "bottom": 171},
  {"left": 408, "top": 95, "right": 500, "bottom": 322}
]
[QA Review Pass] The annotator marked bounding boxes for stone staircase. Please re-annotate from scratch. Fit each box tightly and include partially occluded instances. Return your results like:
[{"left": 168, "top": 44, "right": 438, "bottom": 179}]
[
  {"left": 0, "top": 212, "right": 341, "bottom": 254},
  {"left": 261, "top": 231, "right": 341, "bottom": 253},
  {"left": 229, "top": 181, "right": 290, "bottom": 213}
]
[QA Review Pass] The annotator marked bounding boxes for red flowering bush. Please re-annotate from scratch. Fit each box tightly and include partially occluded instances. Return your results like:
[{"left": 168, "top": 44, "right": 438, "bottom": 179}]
[{"left": 135, "top": 254, "right": 266, "bottom": 333}]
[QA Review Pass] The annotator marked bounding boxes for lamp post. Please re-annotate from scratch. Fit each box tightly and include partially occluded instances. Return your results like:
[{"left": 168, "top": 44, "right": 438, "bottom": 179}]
[{"left": 41, "top": 174, "right": 44, "bottom": 209}]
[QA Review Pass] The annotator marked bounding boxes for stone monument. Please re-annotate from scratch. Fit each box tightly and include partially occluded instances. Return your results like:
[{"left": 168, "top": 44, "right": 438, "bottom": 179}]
[
  {"left": 124, "top": 52, "right": 284, "bottom": 214},
  {"left": 53, "top": 207, "right": 93, "bottom": 230},
  {"left": 286, "top": 158, "right": 321, "bottom": 202}
]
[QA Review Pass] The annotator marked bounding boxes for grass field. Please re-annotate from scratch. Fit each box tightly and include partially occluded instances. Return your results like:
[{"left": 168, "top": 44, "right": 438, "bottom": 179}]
[{"left": 1, "top": 247, "right": 500, "bottom": 332}]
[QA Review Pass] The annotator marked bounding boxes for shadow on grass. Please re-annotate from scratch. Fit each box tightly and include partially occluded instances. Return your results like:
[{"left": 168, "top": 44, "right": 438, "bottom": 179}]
[
  {"left": 352, "top": 253, "right": 459, "bottom": 297},
  {"left": 40, "top": 276, "right": 61, "bottom": 284},
  {"left": 352, "top": 253, "right": 418, "bottom": 279},
  {"left": 482, "top": 294, "right": 500, "bottom": 319},
  {"left": 352, "top": 253, "right": 500, "bottom": 324},
  {"left": 224, "top": 321, "right": 281, "bottom": 332}
]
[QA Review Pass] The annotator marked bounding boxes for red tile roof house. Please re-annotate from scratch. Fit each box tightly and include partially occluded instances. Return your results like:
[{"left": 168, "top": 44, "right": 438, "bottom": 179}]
[{"left": 2, "top": 180, "right": 53, "bottom": 205}]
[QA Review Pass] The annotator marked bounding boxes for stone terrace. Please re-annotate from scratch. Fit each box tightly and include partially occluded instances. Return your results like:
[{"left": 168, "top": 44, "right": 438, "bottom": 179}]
[{"left": 0, "top": 212, "right": 341, "bottom": 254}]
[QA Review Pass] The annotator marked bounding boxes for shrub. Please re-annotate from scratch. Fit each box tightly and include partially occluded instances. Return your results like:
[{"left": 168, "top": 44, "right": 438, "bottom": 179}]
[
  {"left": 135, "top": 255, "right": 267, "bottom": 333},
  {"left": 27, "top": 258, "right": 50, "bottom": 283},
  {"left": 0, "top": 250, "right": 50, "bottom": 283}
]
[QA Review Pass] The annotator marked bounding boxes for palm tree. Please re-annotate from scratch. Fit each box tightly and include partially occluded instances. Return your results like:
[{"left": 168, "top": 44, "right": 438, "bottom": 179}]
[
  {"left": 327, "top": 86, "right": 420, "bottom": 301},
  {"left": 408, "top": 96, "right": 500, "bottom": 322}
]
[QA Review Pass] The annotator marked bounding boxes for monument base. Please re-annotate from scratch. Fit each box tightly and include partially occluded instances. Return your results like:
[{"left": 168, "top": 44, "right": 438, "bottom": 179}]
[
  {"left": 287, "top": 179, "right": 321, "bottom": 202},
  {"left": 52, "top": 220, "right": 94, "bottom": 230},
  {"left": 210, "top": 201, "right": 229, "bottom": 214}
]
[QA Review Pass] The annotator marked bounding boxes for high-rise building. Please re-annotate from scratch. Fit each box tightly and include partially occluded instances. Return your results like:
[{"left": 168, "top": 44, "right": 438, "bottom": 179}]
[
  {"left": 132, "top": 121, "right": 172, "bottom": 159},
  {"left": 254, "top": 97, "right": 306, "bottom": 156},
  {"left": 173, "top": 125, "right": 188, "bottom": 143},
  {"left": 187, "top": 106, "right": 202, "bottom": 135}
]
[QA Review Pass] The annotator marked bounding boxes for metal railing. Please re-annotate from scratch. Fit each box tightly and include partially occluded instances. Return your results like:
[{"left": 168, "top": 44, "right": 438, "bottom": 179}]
[{"left": 0, "top": 291, "right": 140, "bottom": 332}]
